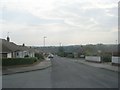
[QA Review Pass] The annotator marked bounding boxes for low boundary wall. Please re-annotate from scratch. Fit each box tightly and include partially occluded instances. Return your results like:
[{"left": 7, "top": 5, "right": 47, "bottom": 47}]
[
  {"left": 85, "top": 56, "right": 101, "bottom": 63},
  {"left": 112, "top": 56, "right": 120, "bottom": 65}
]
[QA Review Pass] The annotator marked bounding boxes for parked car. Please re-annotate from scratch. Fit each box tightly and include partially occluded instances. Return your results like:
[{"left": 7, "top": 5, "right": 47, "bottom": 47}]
[
  {"left": 48, "top": 54, "right": 54, "bottom": 58},
  {"left": 80, "top": 55, "right": 85, "bottom": 58}
]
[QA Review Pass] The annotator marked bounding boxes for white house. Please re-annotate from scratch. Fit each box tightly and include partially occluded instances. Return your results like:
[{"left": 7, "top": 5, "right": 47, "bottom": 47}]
[{"left": 0, "top": 37, "right": 35, "bottom": 58}]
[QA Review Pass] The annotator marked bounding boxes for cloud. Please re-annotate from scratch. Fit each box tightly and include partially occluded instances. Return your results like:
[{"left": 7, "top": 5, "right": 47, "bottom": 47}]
[
  {"left": 0, "top": 8, "right": 64, "bottom": 25},
  {"left": 0, "top": 0, "right": 118, "bottom": 45}
]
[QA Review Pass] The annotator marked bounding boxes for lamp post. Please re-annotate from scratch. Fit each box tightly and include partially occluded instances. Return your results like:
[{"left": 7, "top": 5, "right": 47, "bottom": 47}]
[
  {"left": 98, "top": 50, "right": 101, "bottom": 56},
  {"left": 116, "top": 40, "right": 117, "bottom": 45},
  {"left": 43, "top": 36, "right": 47, "bottom": 47},
  {"left": 59, "top": 42, "right": 62, "bottom": 47},
  {"left": 43, "top": 36, "right": 47, "bottom": 57}
]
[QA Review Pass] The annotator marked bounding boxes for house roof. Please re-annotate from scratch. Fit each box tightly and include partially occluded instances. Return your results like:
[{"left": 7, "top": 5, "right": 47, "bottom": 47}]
[
  {"left": 0, "top": 39, "right": 35, "bottom": 53},
  {"left": 18, "top": 45, "right": 35, "bottom": 52},
  {"left": 1, "top": 39, "right": 21, "bottom": 52}
]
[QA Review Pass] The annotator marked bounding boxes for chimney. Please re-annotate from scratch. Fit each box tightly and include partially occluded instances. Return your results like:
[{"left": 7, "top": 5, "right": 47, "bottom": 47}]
[
  {"left": 22, "top": 43, "right": 25, "bottom": 47},
  {"left": 7, "top": 36, "right": 10, "bottom": 42},
  {"left": 6, "top": 32, "right": 10, "bottom": 42}
]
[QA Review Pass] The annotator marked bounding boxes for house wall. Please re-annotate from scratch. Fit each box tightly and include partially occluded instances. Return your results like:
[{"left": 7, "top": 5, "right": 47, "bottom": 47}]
[
  {"left": 15, "top": 51, "right": 35, "bottom": 58},
  {"left": 0, "top": 53, "right": 7, "bottom": 58},
  {"left": 12, "top": 52, "right": 16, "bottom": 58},
  {"left": 18, "top": 51, "right": 24, "bottom": 58},
  {"left": 7, "top": 53, "right": 12, "bottom": 58},
  {"left": 16, "top": 51, "right": 24, "bottom": 58},
  {"left": 1, "top": 51, "right": 35, "bottom": 58},
  {"left": 29, "top": 52, "right": 35, "bottom": 57},
  {"left": 16, "top": 51, "right": 27, "bottom": 58},
  {"left": 1, "top": 53, "right": 13, "bottom": 58}
]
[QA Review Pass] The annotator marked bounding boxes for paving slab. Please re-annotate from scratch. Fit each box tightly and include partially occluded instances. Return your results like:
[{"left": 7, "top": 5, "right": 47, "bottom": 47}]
[
  {"left": 2, "top": 59, "right": 51, "bottom": 75},
  {"left": 75, "top": 59, "right": 119, "bottom": 72}
]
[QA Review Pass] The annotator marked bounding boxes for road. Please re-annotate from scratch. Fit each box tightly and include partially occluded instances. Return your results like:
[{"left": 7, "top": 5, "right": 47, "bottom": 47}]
[{"left": 2, "top": 56, "right": 118, "bottom": 88}]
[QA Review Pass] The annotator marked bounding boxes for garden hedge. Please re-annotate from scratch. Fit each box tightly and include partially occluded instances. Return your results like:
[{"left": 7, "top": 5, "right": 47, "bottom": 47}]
[
  {"left": 2, "top": 58, "right": 37, "bottom": 66},
  {"left": 101, "top": 55, "right": 112, "bottom": 62},
  {"left": 35, "top": 53, "right": 44, "bottom": 60}
]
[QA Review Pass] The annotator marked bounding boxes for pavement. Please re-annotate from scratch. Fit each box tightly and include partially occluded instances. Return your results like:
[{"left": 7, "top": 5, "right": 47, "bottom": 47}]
[
  {"left": 73, "top": 58, "right": 119, "bottom": 72},
  {"left": 2, "top": 58, "right": 51, "bottom": 75}
]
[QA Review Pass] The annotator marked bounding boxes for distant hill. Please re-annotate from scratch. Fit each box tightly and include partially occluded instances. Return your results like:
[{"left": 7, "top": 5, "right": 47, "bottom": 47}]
[{"left": 33, "top": 44, "right": 119, "bottom": 55}]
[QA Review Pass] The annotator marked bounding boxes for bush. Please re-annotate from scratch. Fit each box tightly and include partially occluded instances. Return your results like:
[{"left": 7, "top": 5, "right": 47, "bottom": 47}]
[
  {"left": 35, "top": 53, "right": 44, "bottom": 60},
  {"left": 101, "top": 52, "right": 112, "bottom": 62},
  {"left": 57, "top": 52, "right": 65, "bottom": 57},
  {"left": 24, "top": 55, "right": 29, "bottom": 58},
  {"left": 2, "top": 58, "right": 37, "bottom": 66},
  {"left": 58, "top": 52, "right": 74, "bottom": 58},
  {"left": 66, "top": 53, "right": 74, "bottom": 58},
  {"left": 101, "top": 55, "right": 111, "bottom": 62}
]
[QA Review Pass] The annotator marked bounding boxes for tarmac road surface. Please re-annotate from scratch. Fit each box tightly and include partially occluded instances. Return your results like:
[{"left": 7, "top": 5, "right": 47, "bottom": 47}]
[{"left": 2, "top": 56, "right": 118, "bottom": 88}]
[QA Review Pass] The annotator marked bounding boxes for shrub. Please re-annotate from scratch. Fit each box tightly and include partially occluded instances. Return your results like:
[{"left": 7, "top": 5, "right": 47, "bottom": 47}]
[
  {"left": 2, "top": 58, "right": 37, "bottom": 66},
  {"left": 24, "top": 55, "right": 29, "bottom": 58},
  {"left": 101, "top": 52, "right": 112, "bottom": 62},
  {"left": 34, "top": 59, "right": 37, "bottom": 62},
  {"left": 67, "top": 53, "right": 74, "bottom": 58},
  {"left": 101, "top": 55, "right": 112, "bottom": 62},
  {"left": 57, "top": 52, "right": 65, "bottom": 57},
  {"left": 35, "top": 53, "right": 44, "bottom": 60}
]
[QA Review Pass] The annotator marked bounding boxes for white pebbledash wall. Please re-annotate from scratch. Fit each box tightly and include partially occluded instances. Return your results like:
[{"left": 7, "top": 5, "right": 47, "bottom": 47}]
[
  {"left": 85, "top": 56, "right": 101, "bottom": 62},
  {"left": 7, "top": 53, "right": 12, "bottom": 58},
  {"left": 112, "top": 56, "right": 120, "bottom": 64}
]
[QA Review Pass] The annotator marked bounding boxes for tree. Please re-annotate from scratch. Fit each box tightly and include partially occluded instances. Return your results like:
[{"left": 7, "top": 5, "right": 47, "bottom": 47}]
[{"left": 58, "top": 46, "right": 65, "bottom": 57}]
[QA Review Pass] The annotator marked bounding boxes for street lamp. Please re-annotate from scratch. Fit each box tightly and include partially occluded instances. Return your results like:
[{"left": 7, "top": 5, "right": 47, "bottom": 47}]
[
  {"left": 116, "top": 40, "right": 117, "bottom": 45},
  {"left": 59, "top": 42, "right": 62, "bottom": 47},
  {"left": 98, "top": 50, "right": 101, "bottom": 56},
  {"left": 43, "top": 36, "right": 47, "bottom": 47}
]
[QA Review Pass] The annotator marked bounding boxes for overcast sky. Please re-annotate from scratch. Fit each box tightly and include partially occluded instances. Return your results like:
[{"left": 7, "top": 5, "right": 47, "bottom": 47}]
[{"left": 0, "top": 0, "right": 119, "bottom": 46}]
